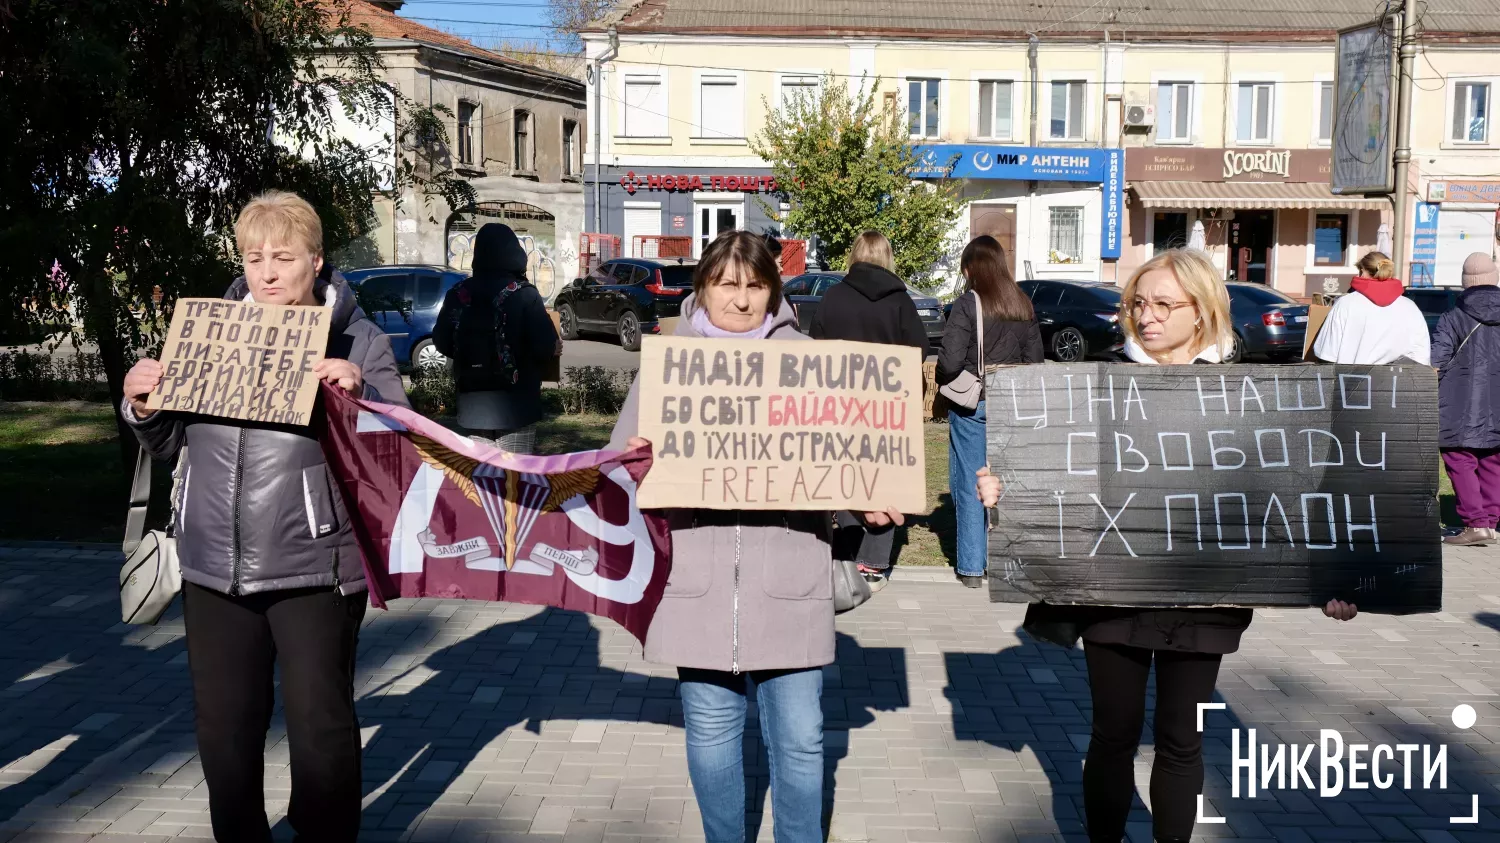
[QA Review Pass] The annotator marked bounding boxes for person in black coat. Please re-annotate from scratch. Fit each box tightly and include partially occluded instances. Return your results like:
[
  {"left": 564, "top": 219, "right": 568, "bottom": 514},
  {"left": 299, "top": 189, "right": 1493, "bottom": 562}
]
[
  {"left": 935, "top": 235, "right": 1044, "bottom": 588},
  {"left": 808, "top": 231, "right": 928, "bottom": 588},
  {"left": 1433, "top": 252, "right": 1500, "bottom": 546},
  {"left": 433, "top": 223, "right": 560, "bottom": 453}
]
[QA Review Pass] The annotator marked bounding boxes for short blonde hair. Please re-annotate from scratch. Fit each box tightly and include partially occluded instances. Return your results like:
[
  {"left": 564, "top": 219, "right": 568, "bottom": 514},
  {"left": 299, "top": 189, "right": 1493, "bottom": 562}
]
[
  {"left": 849, "top": 230, "right": 895, "bottom": 272},
  {"left": 1357, "top": 250, "right": 1396, "bottom": 280},
  {"left": 235, "top": 190, "right": 324, "bottom": 256},
  {"left": 1119, "top": 248, "right": 1234, "bottom": 362}
]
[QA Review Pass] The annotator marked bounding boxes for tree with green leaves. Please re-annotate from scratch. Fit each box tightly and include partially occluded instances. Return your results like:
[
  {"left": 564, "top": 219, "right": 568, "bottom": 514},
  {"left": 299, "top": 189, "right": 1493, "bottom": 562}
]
[
  {"left": 0, "top": 0, "right": 473, "bottom": 466},
  {"left": 751, "top": 74, "right": 963, "bottom": 289}
]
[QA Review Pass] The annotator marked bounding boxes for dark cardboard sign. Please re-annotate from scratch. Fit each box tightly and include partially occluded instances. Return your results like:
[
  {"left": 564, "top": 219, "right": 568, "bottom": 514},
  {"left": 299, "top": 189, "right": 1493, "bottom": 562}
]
[{"left": 985, "top": 362, "right": 1441, "bottom": 614}]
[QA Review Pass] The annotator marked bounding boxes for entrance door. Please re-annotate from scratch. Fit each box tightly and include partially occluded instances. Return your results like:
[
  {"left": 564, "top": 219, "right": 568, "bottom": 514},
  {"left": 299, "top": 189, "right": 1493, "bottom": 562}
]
[
  {"left": 1153, "top": 212, "right": 1190, "bottom": 252},
  {"left": 696, "top": 202, "right": 743, "bottom": 256},
  {"left": 971, "top": 204, "right": 1018, "bottom": 278},
  {"left": 1228, "top": 210, "right": 1276, "bottom": 283}
]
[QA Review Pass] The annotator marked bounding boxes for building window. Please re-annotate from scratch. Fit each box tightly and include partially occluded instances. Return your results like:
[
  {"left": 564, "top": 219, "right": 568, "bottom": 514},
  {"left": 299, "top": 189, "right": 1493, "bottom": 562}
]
[
  {"left": 1156, "top": 82, "right": 1192, "bottom": 142},
  {"left": 977, "top": 80, "right": 1013, "bottom": 140},
  {"left": 1048, "top": 207, "right": 1084, "bottom": 264},
  {"left": 623, "top": 73, "right": 667, "bottom": 137},
  {"left": 1236, "top": 82, "right": 1274, "bottom": 143},
  {"left": 908, "top": 78, "right": 940, "bottom": 139},
  {"left": 1314, "top": 213, "right": 1349, "bottom": 266},
  {"left": 780, "top": 74, "right": 820, "bottom": 112},
  {"left": 562, "top": 119, "right": 578, "bottom": 176},
  {"left": 1050, "top": 81, "right": 1085, "bottom": 140},
  {"left": 1317, "top": 81, "right": 1335, "bottom": 144},
  {"left": 513, "top": 109, "right": 532, "bottom": 171},
  {"left": 698, "top": 74, "right": 744, "bottom": 138},
  {"left": 1452, "top": 82, "right": 1490, "bottom": 143},
  {"left": 457, "top": 100, "right": 478, "bottom": 165}
]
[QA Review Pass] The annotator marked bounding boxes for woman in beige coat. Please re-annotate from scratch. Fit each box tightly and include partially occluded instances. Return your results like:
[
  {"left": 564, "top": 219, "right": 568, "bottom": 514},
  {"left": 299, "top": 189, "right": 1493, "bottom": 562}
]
[{"left": 608, "top": 230, "right": 902, "bottom": 843}]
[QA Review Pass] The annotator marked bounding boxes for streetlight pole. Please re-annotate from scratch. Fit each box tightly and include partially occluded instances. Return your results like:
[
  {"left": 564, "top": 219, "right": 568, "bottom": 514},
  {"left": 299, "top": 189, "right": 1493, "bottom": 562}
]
[{"left": 1390, "top": 1, "right": 1418, "bottom": 274}]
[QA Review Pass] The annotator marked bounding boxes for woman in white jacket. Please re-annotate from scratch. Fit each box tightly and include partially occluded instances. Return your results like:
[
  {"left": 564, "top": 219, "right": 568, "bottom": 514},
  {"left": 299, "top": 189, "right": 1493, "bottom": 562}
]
[{"left": 1313, "top": 251, "right": 1430, "bottom": 365}]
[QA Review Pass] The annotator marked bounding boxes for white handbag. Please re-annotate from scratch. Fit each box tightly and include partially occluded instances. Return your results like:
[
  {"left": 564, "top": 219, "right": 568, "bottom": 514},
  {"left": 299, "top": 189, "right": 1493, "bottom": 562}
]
[
  {"left": 938, "top": 291, "right": 985, "bottom": 410},
  {"left": 120, "top": 447, "right": 185, "bottom": 625}
]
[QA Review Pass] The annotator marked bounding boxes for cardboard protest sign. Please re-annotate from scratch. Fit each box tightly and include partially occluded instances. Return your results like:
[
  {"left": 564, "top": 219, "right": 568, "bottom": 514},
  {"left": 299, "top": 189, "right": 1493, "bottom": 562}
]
[
  {"left": 986, "top": 362, "right": 1441, "bottom": 614},
  {"left": 1302, "top": 303, "right": 1332, "bottom": 360},
  {"left": 636, "top": 336, "right": 926, "bottom": 511},
  {"left": 148, "top": 298, "right": 332, "bottom": 426}
]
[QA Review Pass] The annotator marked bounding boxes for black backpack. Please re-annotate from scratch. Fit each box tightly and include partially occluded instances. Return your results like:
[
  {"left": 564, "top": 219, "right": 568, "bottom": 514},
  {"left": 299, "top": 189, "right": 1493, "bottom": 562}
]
[{"left": 450, "top": 280, "right": 526, "bottom": 391}]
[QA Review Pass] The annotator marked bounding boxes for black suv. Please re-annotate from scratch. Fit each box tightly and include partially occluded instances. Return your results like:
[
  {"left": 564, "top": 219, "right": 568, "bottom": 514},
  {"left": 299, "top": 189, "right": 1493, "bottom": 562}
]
[{"left": 554, "top": 258, "right": 696, "bottom": 351}]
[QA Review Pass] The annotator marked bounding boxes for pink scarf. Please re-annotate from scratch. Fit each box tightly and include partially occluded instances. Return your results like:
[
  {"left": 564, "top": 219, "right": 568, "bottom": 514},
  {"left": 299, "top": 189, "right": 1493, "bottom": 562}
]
[{"left": 689, "top": 306, "right": 775, "bottom": 339}]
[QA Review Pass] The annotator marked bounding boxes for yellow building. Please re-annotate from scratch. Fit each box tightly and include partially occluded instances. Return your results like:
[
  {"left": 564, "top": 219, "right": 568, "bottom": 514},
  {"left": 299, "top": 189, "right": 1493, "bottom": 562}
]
[{"left": 582, "top": 1, "right": 1498, "bottom": 298}]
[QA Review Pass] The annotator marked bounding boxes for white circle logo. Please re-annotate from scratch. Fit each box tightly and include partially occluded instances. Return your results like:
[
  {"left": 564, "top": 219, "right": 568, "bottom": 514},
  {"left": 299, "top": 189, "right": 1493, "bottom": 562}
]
[
  {"left": 974, "top": 152, "right": 994, "bottom": 172},
  {"left": 1453, "top": 704, "right": 1477, "bottom": 730}
]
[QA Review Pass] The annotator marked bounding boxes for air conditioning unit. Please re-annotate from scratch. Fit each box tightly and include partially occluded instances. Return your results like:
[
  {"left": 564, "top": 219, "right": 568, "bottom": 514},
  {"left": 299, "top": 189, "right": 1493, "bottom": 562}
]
[{"left": 1124, "top": 103, "right": 1155, "bottom": 129}]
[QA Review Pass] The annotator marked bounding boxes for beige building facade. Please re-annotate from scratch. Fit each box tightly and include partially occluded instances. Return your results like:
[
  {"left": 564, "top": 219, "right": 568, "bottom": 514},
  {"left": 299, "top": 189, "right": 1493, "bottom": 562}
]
[{"left": 583, "top": 1, "right": 1498, "bottom": 295}]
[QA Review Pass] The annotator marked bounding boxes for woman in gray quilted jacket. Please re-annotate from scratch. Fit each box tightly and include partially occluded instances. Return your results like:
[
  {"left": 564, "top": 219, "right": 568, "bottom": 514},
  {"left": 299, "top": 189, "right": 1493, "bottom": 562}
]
[
  {"left": 120, "top": 191, "right": 406, "bottom": 843},
  {"left": 608, "top": 230, "right": 904, "bottom": 843}
]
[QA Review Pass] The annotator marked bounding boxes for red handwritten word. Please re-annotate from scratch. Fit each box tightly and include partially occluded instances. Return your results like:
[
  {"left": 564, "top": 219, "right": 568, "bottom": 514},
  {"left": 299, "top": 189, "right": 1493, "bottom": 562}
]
[{"left": 767, "top": 394, "right": 908, "bottom": 430}]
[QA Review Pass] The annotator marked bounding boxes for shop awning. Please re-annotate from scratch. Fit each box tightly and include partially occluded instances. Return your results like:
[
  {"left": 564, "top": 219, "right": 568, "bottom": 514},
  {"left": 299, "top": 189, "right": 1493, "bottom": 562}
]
[{"left": 1130, "top": 181, "right": 1389, "bottom": 210}]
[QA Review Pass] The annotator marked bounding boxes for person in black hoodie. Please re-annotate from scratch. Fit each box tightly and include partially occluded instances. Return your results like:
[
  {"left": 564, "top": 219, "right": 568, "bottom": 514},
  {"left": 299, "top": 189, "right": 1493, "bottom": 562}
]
[
  {"left": 808, "top": 231, "right": 928, "bottom": 589},
  {"left": 936, "top": 235, "right": 1044, "bottom": 588},
  {"left": 433, "top": 223, "right": 560, "bottom": 453}
]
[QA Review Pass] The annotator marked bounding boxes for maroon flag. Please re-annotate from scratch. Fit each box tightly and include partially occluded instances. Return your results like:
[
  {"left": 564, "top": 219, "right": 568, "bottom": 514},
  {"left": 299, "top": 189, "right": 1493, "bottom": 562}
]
[{"left": 319, "top": 385, "right": 671, "bottom": 643}]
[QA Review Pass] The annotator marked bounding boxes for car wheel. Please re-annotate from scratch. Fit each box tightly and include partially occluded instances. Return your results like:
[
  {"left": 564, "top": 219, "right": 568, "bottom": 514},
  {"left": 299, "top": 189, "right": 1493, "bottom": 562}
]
[
  {"left": 618, "top": 311, "right": 642, "bottom": 352},
  {"left": 1051, "top": 327, "right": 1087, "bottom": 362},
  {"left": 557, "top": 304, "right": 580, "bottom": 340},
  {"left": 1225, "top": 332, "right": 1245, "bottom": 363},
  {"left": 410, "top": 339, "right": 448, "bottom": 374}
]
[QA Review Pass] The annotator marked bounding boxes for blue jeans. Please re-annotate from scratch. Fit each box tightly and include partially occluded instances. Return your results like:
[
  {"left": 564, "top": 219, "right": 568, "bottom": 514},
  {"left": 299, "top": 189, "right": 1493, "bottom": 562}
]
[
  {"left": 948, "top": 399, "right": 989, "bottom": 577},
  {"left": 678, "top": 667, "right": 824, "bottom": 843}
]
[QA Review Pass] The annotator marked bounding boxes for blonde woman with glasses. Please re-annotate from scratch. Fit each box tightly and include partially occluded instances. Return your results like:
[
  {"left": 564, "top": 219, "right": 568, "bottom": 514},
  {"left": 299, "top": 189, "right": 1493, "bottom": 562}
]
[{"left": 978, "top": 249, "right": 1356, "bottom": 843}]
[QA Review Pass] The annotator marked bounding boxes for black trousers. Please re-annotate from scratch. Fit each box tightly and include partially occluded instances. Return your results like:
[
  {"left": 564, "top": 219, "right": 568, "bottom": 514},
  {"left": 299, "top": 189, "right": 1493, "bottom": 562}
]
[
  {"left": 183, "top": 582, "right": 366, "bottom": 843},
  {"left": 1082, "top": 640, "right": 1223, "bottom": 843}
]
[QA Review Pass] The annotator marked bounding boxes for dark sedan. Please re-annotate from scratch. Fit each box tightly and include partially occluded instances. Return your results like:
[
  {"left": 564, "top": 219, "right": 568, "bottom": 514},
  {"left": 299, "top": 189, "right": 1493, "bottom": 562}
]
[
  {"left": 1224, "top": 282, "right": 1309, "bottom": 362},
  {"left": 554, "top": 258, "right": 696, "bottom": 352},
  {"left": 782, "top": 271, "right": 946, "bottom": 347},
  {"left": 345, "top": 265, "right": 467, "bottom": 371},
  {"left": 940, "top": 279, "right": 1123, "bottom": 362}
]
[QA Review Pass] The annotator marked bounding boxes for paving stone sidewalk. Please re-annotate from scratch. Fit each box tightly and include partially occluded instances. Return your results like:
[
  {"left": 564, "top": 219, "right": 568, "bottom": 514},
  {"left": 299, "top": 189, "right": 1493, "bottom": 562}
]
[{"left": 0, "top": 541, "right": 1496, "bottom": 842}]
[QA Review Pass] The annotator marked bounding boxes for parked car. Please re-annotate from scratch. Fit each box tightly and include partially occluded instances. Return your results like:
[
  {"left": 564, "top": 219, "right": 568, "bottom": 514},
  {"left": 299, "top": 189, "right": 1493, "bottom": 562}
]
[
  {"left": 1404, "top": 287, "right": 1461, "bottom": 335},
  {"left": 554, "top": 258, "right": 696, "bottom": 351},
  {"left": 940, "top": 279, "right": 1122, "bottom": 362},
  {"left": 782, "top": 271, "right": 946, "bottom": 347},
  {"left": 344, "top": 265, "right": 466, "bottom": 371},
  {"left": 1224, "top": 282, "right": 1310, "bottom": 362}
]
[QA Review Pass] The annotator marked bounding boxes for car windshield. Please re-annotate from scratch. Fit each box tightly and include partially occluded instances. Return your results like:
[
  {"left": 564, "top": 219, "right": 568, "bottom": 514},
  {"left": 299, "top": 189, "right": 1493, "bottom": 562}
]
[
  {"left": 659, "top": 266, "right": 695, "bottom": 287},
  {"left": 1232, "top": 285, "right": 1299, "bottom": 306},
  {"left": 1406, "top": 291, "right": 1452, "bottom": 314}
]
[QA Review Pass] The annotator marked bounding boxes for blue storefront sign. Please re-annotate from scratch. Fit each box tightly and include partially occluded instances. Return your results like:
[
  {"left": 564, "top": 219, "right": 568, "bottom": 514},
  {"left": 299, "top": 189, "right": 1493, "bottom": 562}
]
[
  {"left": 1410, "top": 202, "right": 1439, "bottom": 288},
  {"left": 912, "top": 144, "right": 1124, "bottom": 260}
]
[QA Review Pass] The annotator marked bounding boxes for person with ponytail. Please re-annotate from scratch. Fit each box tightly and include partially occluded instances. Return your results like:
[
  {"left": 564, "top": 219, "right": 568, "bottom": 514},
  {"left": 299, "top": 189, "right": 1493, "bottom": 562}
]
[{"left": 1312, "top": 250, "right": 1430, "bottom": 365}]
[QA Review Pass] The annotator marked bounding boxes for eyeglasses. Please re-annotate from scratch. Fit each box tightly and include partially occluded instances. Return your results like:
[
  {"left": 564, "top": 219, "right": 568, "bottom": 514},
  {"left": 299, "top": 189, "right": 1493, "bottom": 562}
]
[{"left": 1130, "top": 298, "right": 1197, "bottom": 322}]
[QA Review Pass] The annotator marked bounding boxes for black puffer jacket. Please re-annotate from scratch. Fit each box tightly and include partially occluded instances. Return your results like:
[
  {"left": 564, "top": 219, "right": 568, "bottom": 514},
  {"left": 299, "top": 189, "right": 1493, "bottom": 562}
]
[
  {"left": 124, "top": 271, "right": 406, "bottom": 596},
  {"left": 1433, "top": 285, "right": 1500, "bottom": 450}
]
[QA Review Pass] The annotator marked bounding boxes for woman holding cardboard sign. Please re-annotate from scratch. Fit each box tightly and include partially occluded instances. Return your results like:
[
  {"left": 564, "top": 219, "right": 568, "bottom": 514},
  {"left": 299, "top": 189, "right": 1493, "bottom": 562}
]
[
  {"left": 976, "top": 249, "right": 1356, "bottom": 843},
  {"left": 121, "top": 191, "right": 405, "bottom": 843},
  {"left": 608, "top": 230, "right": 902, "bottom": 843}
]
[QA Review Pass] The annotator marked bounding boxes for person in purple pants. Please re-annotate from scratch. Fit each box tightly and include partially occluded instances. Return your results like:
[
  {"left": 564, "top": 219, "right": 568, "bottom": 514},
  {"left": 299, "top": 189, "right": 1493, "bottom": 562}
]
[{"left": 1433, "top": 252, "right": 1500, "bottom": 546}]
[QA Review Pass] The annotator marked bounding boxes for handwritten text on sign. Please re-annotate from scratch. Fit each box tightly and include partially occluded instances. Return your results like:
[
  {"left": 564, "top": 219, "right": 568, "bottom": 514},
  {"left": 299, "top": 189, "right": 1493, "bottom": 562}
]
[
  {"left": 636, "top": 337, "right": 926, "bottom": 511},
  {"left": 147, "top": 298, "right": 332, "bottom": 426},
  {"left": 984, "top": 363, "right": 1441, "bottom": 614}
]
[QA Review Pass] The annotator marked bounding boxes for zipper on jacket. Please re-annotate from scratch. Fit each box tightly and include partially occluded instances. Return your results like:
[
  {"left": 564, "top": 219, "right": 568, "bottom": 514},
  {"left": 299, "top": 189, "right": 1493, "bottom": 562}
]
[
  {"left": 731, "top": 521, "right": 742, "bottom": 675},
  {"left": 229, "top": 429, "right": 247, "bottom": 595},
  {"left": 331, "top": 546, "right": 342, "bottom": 605}
]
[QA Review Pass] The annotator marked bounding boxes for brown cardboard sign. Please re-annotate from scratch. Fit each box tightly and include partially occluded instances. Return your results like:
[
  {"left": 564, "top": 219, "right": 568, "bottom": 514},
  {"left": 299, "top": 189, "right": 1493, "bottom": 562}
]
[
  {"left": 636, "top": 336, "right": 926, "bottom": 511},
  {"left": 148, "top": 297, "right": 332, "bottom": 426},
  {"left": 1302, "top": 304, "right": 1332, "bottom": 360}
]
